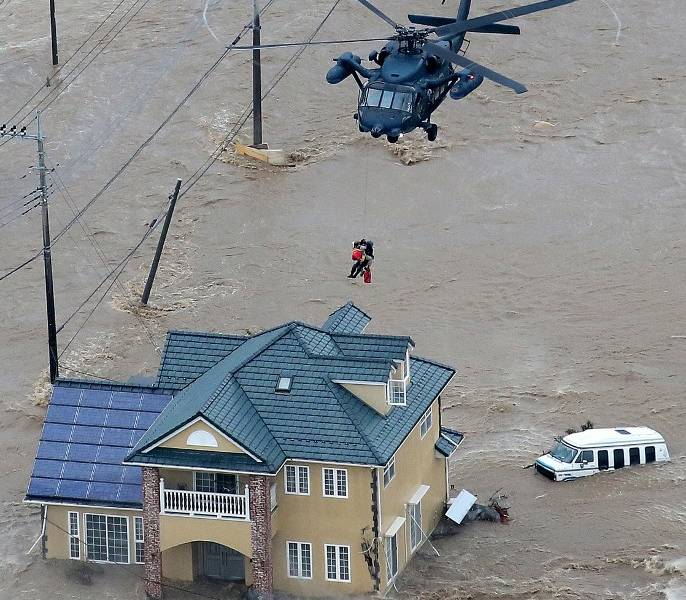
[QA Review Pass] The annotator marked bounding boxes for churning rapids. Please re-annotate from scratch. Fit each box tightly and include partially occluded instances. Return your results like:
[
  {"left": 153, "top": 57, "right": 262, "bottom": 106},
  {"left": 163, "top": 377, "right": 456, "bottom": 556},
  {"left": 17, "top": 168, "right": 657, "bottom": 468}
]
[{"left": 1, "top": 0, "right": 685, "bottom": 598}]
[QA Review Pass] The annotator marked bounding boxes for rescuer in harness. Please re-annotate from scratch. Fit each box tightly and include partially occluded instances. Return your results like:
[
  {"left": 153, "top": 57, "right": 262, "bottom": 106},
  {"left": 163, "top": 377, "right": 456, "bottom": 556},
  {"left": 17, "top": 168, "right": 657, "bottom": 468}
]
[{"left": 348, "top": 239, "right": 374, "bottom": 282}]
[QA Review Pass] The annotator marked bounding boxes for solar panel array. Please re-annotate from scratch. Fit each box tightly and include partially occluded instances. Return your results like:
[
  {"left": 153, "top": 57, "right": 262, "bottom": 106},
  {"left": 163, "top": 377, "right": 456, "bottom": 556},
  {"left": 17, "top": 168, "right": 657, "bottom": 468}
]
[{"left": 27, "top": 385, "right": 172, "bottom": 507}]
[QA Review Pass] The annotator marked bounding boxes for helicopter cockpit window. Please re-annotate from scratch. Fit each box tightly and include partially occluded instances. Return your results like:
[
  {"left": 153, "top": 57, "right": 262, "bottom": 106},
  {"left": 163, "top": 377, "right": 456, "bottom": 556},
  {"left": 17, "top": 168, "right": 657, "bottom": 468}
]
[
  {"left": 391, "top": 91, "right": 414, "bottom": 112},
  {"left": 365, "top": 88, "right": 383, "bottom": 107},
  {"left": 379, "top": 90, "right": 394, "bottom": 108}
]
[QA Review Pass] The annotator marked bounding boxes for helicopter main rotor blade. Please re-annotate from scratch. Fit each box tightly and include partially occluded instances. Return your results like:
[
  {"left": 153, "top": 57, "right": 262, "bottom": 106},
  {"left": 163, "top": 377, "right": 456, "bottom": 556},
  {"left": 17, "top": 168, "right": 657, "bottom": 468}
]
[
  {"left": 433, "top": 0, "right": 577, "bottom": 39},
  {"left": 229, "top": 37, "right": 390, "bottom": 50},
  {"left": 353, "top": 0, "right": 400, "bottom": 30},
  {"left": 424, "top": 42, "right": 528, "bottom": 93}
]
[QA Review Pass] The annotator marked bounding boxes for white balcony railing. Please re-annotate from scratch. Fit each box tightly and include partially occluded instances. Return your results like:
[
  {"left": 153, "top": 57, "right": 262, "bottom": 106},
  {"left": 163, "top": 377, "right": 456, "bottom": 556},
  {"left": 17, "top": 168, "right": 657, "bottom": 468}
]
[{"left": 159, "top": 478, "right": 250, "bottom": 520}]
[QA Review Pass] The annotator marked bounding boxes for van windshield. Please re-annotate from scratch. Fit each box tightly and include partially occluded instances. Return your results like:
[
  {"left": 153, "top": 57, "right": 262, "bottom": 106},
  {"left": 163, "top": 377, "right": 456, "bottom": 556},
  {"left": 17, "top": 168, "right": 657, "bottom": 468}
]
[{"left": 550, "top": 442, "right": 577, "bottom": 463}]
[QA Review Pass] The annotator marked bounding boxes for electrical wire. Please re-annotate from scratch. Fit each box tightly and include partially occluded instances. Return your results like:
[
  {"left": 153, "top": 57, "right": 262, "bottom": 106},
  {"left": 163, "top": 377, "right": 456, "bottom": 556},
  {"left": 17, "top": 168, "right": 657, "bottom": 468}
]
[{"left": 1, "top": 0, "right": 151, "bottom": 135}]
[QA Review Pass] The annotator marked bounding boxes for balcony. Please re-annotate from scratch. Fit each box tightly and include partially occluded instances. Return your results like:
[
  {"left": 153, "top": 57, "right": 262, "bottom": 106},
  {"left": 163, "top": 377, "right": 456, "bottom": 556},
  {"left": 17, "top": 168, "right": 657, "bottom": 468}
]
[{"left": 159, "top": 478, "right": 250, "bottom": 520}]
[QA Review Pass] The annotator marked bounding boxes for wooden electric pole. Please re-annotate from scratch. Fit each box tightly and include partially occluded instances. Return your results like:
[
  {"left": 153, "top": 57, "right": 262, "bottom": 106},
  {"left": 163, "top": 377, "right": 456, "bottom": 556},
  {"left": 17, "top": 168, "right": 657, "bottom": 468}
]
[
  {"left": 49, "top": 0, "right": 58, "bottom": 66},
  {"left": 252, "top": 0, "right": 263, "bottom": 147},
  {"left": 0, "top": 111, "right": 59, "bottom": 382},
  {"left": 141, "top": 179, "right": 182, "bottom": 305}
]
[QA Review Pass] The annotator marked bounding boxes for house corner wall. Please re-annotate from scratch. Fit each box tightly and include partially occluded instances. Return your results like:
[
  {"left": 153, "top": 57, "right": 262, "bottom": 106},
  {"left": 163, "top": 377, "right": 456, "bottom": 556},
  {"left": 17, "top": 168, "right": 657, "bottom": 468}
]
[
  {"left": 248, "top": 475, "right": 273, "bottom": 598},
  {"left": 142, "top": 467, "right": 163, "bottom": 599}
]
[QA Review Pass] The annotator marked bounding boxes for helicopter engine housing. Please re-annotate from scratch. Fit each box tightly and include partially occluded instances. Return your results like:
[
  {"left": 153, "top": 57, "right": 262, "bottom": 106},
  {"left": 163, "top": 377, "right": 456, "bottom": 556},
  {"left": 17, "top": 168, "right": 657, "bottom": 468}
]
[
  {"left": 326, "top": 52, "right": 364, "bottom": 84},
  {"left": 450, "top": 69, "right": 484, "bottom": 99}
]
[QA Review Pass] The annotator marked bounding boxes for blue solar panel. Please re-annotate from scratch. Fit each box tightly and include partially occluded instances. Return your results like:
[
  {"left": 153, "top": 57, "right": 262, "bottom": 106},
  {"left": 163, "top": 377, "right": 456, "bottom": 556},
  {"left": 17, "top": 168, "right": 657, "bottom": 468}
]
[
  {"left": 93, "top": 464, "right": 124, "bottom": 483},
  {"left": 57, "top": 479, "right": 90, "bottom": 499},
  {"left": 47, "top": 404, "right": 78, "bottom": 423},
  {"left": 51, "top": 386, "right": 83, "bottom": 405},
  {"left": 106, "top": 410, "right": 138, "bottom": 428},
  {"left": 101, "top": 428, "right": 133, "bottom": 446},
  {"left": 42, "top": 423, "right": 73, "bottom": 442},
  {"left": 33, "top": 459, "right": 64, "bottom": 478},
  {"left": 78, "top": 388, "right": 113, "bottom": 408},
  {"left": 27, "top": 384, "right": 172, "bottom": 507},
  {"left": 61, "top": 462, "right": 94, "bottom": 481},
  {"left": 37, "top": 441, "right": 69, "bottom": 460}
]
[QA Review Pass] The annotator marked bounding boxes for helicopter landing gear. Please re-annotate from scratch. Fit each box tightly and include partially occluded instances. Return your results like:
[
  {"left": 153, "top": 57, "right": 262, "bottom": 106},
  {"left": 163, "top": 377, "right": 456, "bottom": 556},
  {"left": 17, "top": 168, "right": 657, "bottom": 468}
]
[
  {"left": 427, "top": 124, "right": 438, "bottom": 142},
  {"left": 387, "top": 135, "right": 399, "bottom": 143}
]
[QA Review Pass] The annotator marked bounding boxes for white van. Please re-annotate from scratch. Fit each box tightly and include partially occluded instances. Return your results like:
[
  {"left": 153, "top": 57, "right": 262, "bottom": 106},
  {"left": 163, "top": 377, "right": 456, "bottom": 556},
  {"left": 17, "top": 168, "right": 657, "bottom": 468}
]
[{"left": 535, "top": 427, "right": 669, "bottom": 482}]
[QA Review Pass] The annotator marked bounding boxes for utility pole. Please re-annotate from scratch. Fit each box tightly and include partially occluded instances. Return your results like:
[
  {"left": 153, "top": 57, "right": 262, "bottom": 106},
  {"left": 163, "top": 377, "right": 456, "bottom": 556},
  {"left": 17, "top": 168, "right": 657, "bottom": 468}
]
[
  {"left": 49, "top": 0, "right": 58, "bottom": 66},
  {"left": 141, "top": 179, "right": 182, "bottom": 305},
  {"left": 0, "top": 111, "right": 59, "bottom": 382},
  {"left": 252, "top": 0, "right": 263, "bottom": 147}
]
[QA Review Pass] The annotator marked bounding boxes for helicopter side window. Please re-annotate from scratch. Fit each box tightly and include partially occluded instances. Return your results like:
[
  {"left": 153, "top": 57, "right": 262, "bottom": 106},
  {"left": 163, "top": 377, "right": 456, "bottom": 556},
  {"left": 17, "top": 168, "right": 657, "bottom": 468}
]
[
  {"left": 379, "top": 90, "right": 394, "bottom": 109},
  {"left": 365, "top": 88, "right": 383, "bottom": 107}
]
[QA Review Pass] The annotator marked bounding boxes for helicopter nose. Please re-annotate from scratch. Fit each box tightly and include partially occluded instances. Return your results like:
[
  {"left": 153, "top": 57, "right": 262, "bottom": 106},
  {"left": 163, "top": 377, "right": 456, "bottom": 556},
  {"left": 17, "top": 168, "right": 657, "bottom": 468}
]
[{"left": 371, "top": 126, "right": 383, "bottom": 138}]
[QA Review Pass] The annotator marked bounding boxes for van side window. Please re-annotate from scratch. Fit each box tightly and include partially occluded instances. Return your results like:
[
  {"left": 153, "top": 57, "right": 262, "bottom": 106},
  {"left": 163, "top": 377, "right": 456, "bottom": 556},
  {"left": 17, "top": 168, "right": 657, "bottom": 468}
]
[
  {"left": 645, "top": 446, "right": 656, "bottom": 463},
  {"left": 613, "top": 448, "right": 625, "bottom": 469},
  {"left": 629, "top": 447, "right": 640, "bottom": 465},
  {"left": 576, "top": 450, "right": 593, "bottom": 463},
  {"left": 598, "top": 450, "right": 609, "bottom": 470}
]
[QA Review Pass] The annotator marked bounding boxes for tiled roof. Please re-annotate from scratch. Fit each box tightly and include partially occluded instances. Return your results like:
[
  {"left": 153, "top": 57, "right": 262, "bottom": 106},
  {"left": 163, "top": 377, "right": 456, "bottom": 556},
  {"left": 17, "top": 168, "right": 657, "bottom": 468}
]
[
  {"left": 127, "top": 305, "right": 454, "bottom": 472},
  {"left": 26, "top": 381, "right": 172, "bottom": 508},
  {"left": 322, "top": 302, "right": 371, "bottom": 334}
]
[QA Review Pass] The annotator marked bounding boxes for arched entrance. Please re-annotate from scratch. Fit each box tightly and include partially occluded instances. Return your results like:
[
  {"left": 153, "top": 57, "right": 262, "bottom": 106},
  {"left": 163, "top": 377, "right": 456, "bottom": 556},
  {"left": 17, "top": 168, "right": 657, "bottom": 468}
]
[{"left": 194, "top": 542, "right": 246, "bottom": 582}]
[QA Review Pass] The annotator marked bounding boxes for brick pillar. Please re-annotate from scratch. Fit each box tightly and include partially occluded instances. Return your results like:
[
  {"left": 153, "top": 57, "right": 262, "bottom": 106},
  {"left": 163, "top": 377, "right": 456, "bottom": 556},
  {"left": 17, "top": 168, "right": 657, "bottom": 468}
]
[
  {"left": 142, "top": 467, "right": 163, "bottom": 600},
  {"left": 248, "top": 475, "right": 273, "bottom": 599}
]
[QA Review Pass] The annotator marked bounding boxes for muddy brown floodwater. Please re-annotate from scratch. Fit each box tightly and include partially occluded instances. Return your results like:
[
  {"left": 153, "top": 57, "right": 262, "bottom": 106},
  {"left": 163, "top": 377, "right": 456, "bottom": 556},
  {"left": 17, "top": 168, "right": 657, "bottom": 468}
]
[{"left": 1, "top": 0, "right": 685, "bottom": 598}]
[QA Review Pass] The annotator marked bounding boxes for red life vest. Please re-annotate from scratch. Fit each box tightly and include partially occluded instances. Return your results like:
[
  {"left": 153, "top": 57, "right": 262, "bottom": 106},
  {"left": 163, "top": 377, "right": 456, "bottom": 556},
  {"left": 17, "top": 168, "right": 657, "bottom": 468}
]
[{"left": 352, "top": 248, "right": 363, "bottom": 261}]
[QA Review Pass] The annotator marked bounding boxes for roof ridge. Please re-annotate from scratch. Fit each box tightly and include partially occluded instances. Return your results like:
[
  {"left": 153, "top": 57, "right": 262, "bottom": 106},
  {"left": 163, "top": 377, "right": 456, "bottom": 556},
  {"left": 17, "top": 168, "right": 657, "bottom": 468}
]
[
  {"left": 411, "top": 354, "right": 457, "bottom": 373},
  {"left": 166, "top": 330, "right": 249, "bottom": 339},
  {"left": 326, "top": 380, "right": 383, "bottom": 464},
  {"left": 54, "top": 378, "right": 163, "bottom": 393}
]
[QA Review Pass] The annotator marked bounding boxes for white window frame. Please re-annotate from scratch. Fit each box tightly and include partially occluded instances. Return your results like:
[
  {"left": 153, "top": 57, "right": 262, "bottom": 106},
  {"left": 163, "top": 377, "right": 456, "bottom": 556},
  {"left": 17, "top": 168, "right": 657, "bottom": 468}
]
[
  {"left": 387, "top": 375, "right": 407, "bottom": 406},
  {"left": 408, "top": 501, "right": 423, "bottom": 553},
  {"left": 68, "top": 511, "right": 80, "bottom": 560},
  {"left": 324, "top": 544, "right": 351, "bottom": 582},
  {"left": 270, "top": 481, "right": 278, "bottom": 511},
  {"left": 286, "top": 541, "right": 313, "bottom": 579},
  {"left": 419, "top": 406, "right": 433, "bottom": 439},
  {"left": 322, "top": 467, "right": 348, "bottom": 498},
  {"left": 384, "top": 533, "right": 398, "bottom": 582},
  {"left": 285, "top": 465, "right": 310, "bottom": 495},
  {"left": 83, "top": 513, "right": 130, "bottom": 564},
  {"left": 134, "top": 516, "right": 144, "bottom": 564},
  {"left": 383, "top": 456, "right": 396, "bottom": 488}
]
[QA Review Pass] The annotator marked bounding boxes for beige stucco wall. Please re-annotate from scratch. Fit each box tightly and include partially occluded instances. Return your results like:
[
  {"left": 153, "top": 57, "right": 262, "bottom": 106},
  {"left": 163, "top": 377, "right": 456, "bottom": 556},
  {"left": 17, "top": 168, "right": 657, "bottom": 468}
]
[
  {"left": 339, "top": 382, "right": 390, "bottom": 415},
  {"left": 377, "top": 398, "right": 447, "bottom": 589},
  {"left": 159, "top": 514, "right": 252, "bottom": 557},
  {"left": 162, "top": 543, "right": 194, "bottom": 581},
  {"left": 271, "top": 461, "right": 375, "bottom": 597},
  {"left": 159, "top": 420, "right": 248, "bottom": 454},
  {"left": 44, "top": 504, "right": 142, "bottom": 562}
]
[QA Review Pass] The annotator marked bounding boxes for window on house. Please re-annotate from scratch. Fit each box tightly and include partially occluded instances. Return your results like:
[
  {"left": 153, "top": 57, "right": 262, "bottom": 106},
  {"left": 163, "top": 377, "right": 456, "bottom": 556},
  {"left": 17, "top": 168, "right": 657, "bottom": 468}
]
[
  {"left": 194, "top": 472, "right": 238, "bottom": 494},
  {"left": 287, "top": 541, "right": 312, "bottom": 579},
  {"left": 323, "top": 468, "right": 348, "bottom": 497},
  {"left": 85, "top": 514, "right": 129, "bottom": 563},
  {"left": 134, "top": 517, "right": 144, "bottom": 564},
  {"left": 408, "top": 501, "right": 423, "bottom": 552},
  {"left": 419, "top": 406, "right": 433, "bottom": 438},
  {"left": 383, "top": 456, "right": 396, "bottom": 487},
  {"left": 385, "top": 534, "right": 398, "bottom": 581},
  {"left": 387, "top": 378, "right": 407, "bottom": 406},
  {"left": 325, "top": 544, "right": 351, "bottom": 582},
  {"left": 285, "top": 465, "right": 310, "bottom": 495},
  {"left": 68, "top": 511, "right": 80, "bottom": 559},
  {"left": 270, "top": 482, "right": 278, "bottom": 511}
]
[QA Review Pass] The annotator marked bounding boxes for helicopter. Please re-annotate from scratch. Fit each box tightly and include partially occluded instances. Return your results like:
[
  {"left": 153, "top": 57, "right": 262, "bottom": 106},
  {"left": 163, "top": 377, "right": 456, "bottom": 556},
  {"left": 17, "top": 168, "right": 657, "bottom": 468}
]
[
  {"left": 326, "top": 0, "right": 578, "bottom": 142},
  {"left": 232, "top": 0, "right": 578, "bottom": 143}
]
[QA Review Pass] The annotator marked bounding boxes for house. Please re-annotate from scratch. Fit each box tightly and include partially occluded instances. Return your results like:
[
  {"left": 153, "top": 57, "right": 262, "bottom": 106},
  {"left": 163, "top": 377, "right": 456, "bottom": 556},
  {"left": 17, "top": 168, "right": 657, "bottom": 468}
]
[{"left": 25, "top": 303, "right": 463, "bottom": 598}]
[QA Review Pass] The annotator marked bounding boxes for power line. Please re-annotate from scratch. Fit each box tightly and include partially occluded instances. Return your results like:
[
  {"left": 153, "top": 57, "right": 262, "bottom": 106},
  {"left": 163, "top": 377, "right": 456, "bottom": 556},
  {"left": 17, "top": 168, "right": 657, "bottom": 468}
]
[{"left": 1, "top": 0, "right": 150, "bottom": 132}]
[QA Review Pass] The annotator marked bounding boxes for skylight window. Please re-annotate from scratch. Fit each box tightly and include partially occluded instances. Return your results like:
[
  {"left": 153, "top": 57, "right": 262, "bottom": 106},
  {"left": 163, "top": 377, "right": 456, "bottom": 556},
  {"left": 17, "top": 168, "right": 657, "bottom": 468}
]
[{"left": 276, "top": 377, "right": 292, "bottom": 393}]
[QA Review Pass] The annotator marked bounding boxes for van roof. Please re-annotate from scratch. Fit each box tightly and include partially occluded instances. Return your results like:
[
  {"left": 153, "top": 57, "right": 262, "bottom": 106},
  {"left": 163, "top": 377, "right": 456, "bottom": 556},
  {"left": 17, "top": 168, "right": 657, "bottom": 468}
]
[{"left": 564, "top": 427, "right": 665, "bottom": 449}]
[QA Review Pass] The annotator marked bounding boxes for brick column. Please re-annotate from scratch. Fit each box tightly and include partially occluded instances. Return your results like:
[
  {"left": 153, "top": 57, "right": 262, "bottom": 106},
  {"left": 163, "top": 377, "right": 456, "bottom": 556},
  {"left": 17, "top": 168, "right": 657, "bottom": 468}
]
[
  {"left": 248, "top": 475, "right": 273, "bottom": 599},
  {"left": 142, "top": 467, "right": 163, "bottom": 600}
]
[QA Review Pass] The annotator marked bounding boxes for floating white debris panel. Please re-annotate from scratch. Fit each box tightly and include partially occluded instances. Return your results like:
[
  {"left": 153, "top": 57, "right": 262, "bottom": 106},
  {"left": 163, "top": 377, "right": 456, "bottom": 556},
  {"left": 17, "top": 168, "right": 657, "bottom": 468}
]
[{"left": 446, "top": 489, "right": 477, "bottom": 525}]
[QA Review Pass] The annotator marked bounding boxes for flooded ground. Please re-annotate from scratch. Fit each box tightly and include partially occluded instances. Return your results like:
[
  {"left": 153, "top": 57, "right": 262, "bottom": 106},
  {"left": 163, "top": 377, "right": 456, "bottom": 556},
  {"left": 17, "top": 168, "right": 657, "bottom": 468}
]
[{"left": 1, "top": 0, "right": 685, "bottom": 598}]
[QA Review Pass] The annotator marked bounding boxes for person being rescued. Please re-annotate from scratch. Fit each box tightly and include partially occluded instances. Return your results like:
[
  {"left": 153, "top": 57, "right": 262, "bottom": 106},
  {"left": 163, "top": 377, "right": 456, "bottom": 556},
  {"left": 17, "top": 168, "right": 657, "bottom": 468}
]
[{"left": 348, "top": 239, "right": 374, "bottom": 282}]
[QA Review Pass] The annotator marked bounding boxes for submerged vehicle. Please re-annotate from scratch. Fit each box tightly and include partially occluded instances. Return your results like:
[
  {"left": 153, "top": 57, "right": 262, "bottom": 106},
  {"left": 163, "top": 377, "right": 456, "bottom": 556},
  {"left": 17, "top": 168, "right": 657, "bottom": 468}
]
[{"left": 535, "top": 427, "right": 669, "bottom": 482}]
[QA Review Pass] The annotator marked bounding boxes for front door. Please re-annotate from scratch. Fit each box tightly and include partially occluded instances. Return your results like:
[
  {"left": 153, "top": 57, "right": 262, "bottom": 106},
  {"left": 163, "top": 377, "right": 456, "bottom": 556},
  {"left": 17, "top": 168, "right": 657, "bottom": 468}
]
[{"left": 198, "top": 542, "right": 245, "bottom": 581}]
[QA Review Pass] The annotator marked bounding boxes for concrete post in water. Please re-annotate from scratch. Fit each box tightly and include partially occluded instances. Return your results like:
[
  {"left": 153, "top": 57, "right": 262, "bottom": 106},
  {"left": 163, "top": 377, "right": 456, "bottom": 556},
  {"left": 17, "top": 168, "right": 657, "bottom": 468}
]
[
  {"left": 141, "top": 179, "right": 182, "bottom": 305},
  {"left": 252, "top": 0, "right": 263, "bottom": 147},
  {"left": 49, "top": 0, "right": 58, "bottom": 65}
]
